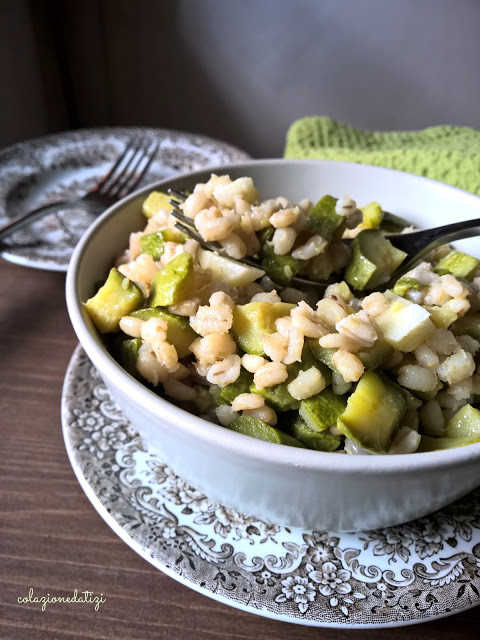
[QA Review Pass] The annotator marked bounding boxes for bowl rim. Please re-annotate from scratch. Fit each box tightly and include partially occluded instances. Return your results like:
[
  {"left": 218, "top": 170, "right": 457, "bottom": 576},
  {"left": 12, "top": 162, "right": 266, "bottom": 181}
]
[{"left": 66, "top": 157, "right": 480, "bottom": 475}]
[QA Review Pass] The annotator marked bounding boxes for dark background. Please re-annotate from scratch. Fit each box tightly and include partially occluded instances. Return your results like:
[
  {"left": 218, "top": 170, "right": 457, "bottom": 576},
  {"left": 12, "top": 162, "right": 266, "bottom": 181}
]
[
  {"left": 1, "top": 0, "right": 480, "bottom": 157},
  {"left": 2, "top": 3, "right": 480, "bottom": 638}
]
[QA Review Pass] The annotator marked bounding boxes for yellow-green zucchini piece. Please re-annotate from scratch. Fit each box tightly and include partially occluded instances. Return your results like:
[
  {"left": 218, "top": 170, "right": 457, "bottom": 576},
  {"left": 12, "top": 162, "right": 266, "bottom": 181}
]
[
  {"left": 261, "top": 253, "right": 301, "bottom": 287},
  {"left": 250, "top": 379, "right": 300, "bottom": 412},
  {"left": 392, "top": 277, "right": 421, "bottom": 298},
  {"left": 130, "top": 307, "right": 197, "bottom": 358},
  {"left": 290, "top": 416, "right": 341, "bottom": 451},
  {"left": 299, "top": 389, "right": 347, "bottom": 432},
  {"left": 250, "top": 351, "right": 332, "bottom": 412},
  {"left": 306, "top": 195, "right": 345, "bottom": 241},
  {"left": 142, "top": 191, "right": 171, "bottom": 219},
  {"left": 228, "top": 416, "right": 306, "bottom": 448},
  {"left": 417, "top": 433, "right": 480, "bottom": 452},
  {"left": 424, "top": 306, "right": 458, "bottom": 329},
  {"left": 116, "top": 338, "right": 142, "bottom": 378},
  {"left": 140, "top": 233, "right": 164, "bottom": 260},
  {"left": 380, "top": 210, "right": 409, "bottom": 233},
  {"left": 451, "top": 313, "right": 480, "bottom": 342},
  {"left": 84, "top": 268, "right": 144, "bottom": 333},
  {"left": 359, "top": 201, "right": 383, "bottom": 229},
  {"left": 148, "top": 252, "right": 195, "bottom": 307},
  {"left": 434, "top": 250, "right": 480, "bottom": 281},
  {"left": 443, "top": 404, "right": 480, "bottom": 439},
  {"left": 307, "top": 339, "right": 339, "bottom": 373},
  {"left": 218, "top": 369, "right": 254, "bottom": 405},
  {"left": 308, "top": 337, "right": 393, "bottom": 372},
  {"left": 231, "top": 302, "right": 294, "bottom": 356},
  {"left": 337, "top": 371, "right": 407, "bottom": 453},
  {"left": 140, "top": 229, "right": 186, "bottom": 260},
  {"left": 345, "top": 230, "right": 407, "bottom": 290}
]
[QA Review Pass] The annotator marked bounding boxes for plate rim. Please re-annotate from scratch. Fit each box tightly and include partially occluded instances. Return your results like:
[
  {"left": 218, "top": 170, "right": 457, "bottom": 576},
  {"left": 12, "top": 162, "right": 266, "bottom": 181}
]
[
  {"left": 0, "top": 126, "right": 251, "bottom": 271},
  {"left": 61, "top": 344, "right": 480, "bottom": 628},
  {"left": 0, "top": 125, "right": 251, "bottom": 164}
]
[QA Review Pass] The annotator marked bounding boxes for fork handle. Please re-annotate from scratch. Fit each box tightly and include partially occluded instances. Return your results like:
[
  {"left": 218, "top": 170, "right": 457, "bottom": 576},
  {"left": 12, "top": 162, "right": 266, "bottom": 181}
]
[
  {"left": 388, "top": 217, "right": 480, "bottom": 262},
  {"left": 379, "top": 216, "right": 480, "bottom": 289},
  {"left": 0, "top": 200, "right": 103, "bottom": 242}
]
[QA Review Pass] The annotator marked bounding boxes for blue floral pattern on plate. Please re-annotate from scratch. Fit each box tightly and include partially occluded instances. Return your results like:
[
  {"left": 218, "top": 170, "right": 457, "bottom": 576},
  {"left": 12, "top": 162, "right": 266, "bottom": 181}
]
[{"left": 62, "top": 346, "right": 480, "bottom": 627}]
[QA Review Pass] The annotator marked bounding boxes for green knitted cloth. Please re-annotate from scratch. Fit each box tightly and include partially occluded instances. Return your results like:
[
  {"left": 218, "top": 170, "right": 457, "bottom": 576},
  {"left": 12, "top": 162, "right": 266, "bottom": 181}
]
[{"left": 284, "top": 116, "right": 480, "bottom": 196}]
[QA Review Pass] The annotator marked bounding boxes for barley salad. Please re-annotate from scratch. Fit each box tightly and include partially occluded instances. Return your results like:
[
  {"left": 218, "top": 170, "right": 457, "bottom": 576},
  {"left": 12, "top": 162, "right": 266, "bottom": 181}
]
[{"left": 84, "top": 174, "right": 480, "bottom": 455}]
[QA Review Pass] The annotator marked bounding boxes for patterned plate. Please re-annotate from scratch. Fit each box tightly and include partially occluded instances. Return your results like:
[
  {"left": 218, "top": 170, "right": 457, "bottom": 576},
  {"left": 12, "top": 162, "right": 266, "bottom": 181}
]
[
  {"left": 62, "top": 346, "right": 480, "bottom": 628},
  {"left": 0, "top": 127, "right": 250, "bottom": 271}
]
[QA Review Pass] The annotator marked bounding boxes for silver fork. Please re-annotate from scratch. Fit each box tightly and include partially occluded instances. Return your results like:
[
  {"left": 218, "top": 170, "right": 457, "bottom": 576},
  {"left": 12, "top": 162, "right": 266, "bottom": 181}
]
[
  {"left": 379, "top": 217, "right": 480, "bottom": 290},
  {"left": 168, "top": 190, "right": 480, "bottom": 291},
  {"left": 0, "top": 138, "right": 159, "bottom": 242},
  {"left": 168, "top": 189, "right": 320, "bottom": 289}
]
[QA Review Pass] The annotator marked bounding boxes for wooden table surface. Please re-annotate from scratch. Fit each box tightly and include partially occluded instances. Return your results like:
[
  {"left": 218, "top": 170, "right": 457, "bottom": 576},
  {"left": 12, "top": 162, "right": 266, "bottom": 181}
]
[{"left": 1, "top": 258, "right": 479, "bottom": 639}]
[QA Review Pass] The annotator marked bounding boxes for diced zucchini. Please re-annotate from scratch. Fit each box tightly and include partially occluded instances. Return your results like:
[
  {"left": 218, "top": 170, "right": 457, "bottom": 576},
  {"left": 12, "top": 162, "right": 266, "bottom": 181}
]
[
  {"left": 451, "top": 313, "right": 480, "bottom": 342},
  {"left": 308, "top": 337, "right": 393, "bottom": 371},
  {"left": 231, "top": 302, "right": 294, "bottom": 356},
  {"left": 258, "top": 226, "right": 275, "bottom": 255},
  {"left": 308, "top": 339, "right": 339, "bottom": 373},
  {"left": 374, "top": 293, "right": 435, "bottom": 352},
  {"left": 434, "top": 250, "right": 480, "bottom": 281},
  {"left": 424, "top": 306, "right": 458, "bottom": 329},
  {"left": 392, "top": 277, "right": 421, "bottom": 298},
  {"left": 330, "top": 280, "right": 354, "bottom": 302},
  {"left": 359, "top": 201, "right": 383, "bottom": 229},
  {"left": 306, "top": 195, "right": 345, "bottom": 241},
  {"left": 193, "top": 387, "right": 214, "bottom": 413},
  {"left": 84, "top": 268, "right": 144, "bottom": 333},
  {"left": 443, "top": 404, "right": 480, "bottom": 439},
  {"left": 337, "top": 371, "right": 407, "bottom": 453},
  {"left": 162, "top": 228, "right": 187, "bottom": 243},
  {"left": 130, "top": 307, "right": 197, "bottom": 358},
  {"left": 198, "top": 247, "right": 264, "bottom": 286},
  {"left": 380, "top": 210, "right": 409, "bottom": 233},
  {"left": 250, "top": 380, "right": 300, "bottom": 412},
  {"left": 290, "top": 415, "right": 341, "bottom": 451},
  {"left": 305, "top": 245, "right": 336, "bottom": 281},
  {"left": 116, "top": 338, "right": 142, "bottom": 378},
  {"left": 139, "top": 229, "right": 187, "bottom": 260},
  {"left": 417, "top": 433, "right": 480, "bottom": 452},
  {"left": 291, "top": 347, "right": 333, "bottom": 387},
  {"left": 250, "top": 351, "right": 332, "bottom": 412},
  {"left": 148, "top": 252, "right": 195, "bottom": 307},
  {"left": 345, "top": 230, "right": 407, "bottom": 290},
  {"left": 357, "top": 339, "right": 395, "bottom": 369},
  {"left": 140, "top": 233, "right": 165, "bottom": 260},
  {"left": 299, "top": 389, "right": 347, "bottom": 432},
  {"left": 142, "top": 191, "right": 171, "bottom": 219},
  {"left": 261, "top": 254, "right": 301, "bottom": 287},
  {"left": 218, "top": 368, "right": 254, "bottom": 405},
  {"left": 209, "top": 385, "right": 222, "bottom": 406},
  {"left": 228, "top": 416, "right": 306, "bottom": 448}
]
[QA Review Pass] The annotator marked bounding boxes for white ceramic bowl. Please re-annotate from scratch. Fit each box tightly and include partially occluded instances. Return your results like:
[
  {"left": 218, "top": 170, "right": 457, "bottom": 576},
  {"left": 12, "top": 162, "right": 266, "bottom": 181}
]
[{"left": 66, "top": 159, "right": 480, "bottom": 532}]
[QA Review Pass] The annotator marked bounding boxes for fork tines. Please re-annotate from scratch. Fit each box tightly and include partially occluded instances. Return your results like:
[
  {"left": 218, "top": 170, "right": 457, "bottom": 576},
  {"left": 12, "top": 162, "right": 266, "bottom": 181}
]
[
  {"left": 168, "top": 194, "right": 256, "bottom": 264},
  {"left": 114, "top": 140, "right": 159, "bottom": 199},
  {"left": 88, "top": 138, "right": 159, "bottom": 203},
  {"left": 166, "top": 188, "right": 333, "bottom": 288},
  {"left": 168, "top": 199, "right": 195, "bottom": 228},
  {"left": 168, "top": 201, "right": 266, "bottom": 270},
  {"left": 168, "top": 189, "right": 188, "bottom": 202}
]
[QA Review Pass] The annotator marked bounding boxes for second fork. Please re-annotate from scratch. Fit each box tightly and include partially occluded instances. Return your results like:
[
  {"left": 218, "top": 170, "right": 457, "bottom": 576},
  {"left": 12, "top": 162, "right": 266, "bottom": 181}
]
[{"left": 0, "top": 137, "right": 159, "bottom": 242}]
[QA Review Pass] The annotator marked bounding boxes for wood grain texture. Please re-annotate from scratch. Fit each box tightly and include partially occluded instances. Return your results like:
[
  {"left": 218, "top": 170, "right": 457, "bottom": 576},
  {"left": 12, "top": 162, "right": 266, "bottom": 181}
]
[{"left": 0, "top": 258, "right": 479, "bottom": 639}]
